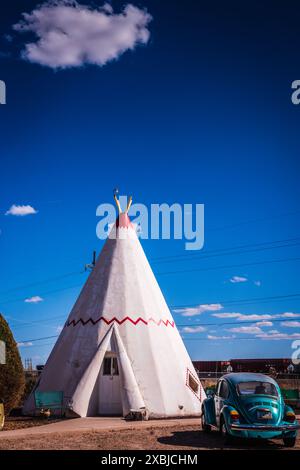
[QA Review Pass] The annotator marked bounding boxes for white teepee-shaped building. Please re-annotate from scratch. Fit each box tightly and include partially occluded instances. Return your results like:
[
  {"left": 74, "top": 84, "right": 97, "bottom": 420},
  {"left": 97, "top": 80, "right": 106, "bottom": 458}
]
[{"left": 24, "top": 196, "right": 205, "bottom": 418}]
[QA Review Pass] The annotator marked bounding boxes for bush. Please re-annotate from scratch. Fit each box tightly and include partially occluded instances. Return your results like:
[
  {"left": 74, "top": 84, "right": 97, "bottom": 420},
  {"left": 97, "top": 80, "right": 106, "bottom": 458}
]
[
  {"left": 0, "top": 313, "right": 25, "bottom": 415},
  {"left": 22, "top": 376, "right": 38, "bottom": 404}
]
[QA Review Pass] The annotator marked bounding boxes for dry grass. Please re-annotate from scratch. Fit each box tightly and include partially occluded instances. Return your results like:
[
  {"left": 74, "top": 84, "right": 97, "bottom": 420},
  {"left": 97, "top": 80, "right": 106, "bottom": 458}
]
[
  {"left": 0, "top": 424, "right": 299, "bottom": 450},
  {"left": 3, "top": 416, "right": 62, "bottom": 432}
]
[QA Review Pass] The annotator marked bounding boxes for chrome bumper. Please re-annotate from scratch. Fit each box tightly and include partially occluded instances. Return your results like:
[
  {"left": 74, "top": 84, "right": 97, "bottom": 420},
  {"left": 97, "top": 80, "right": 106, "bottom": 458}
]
[{"left": 230, "top": 423, "right": 300, "bottom": 432}]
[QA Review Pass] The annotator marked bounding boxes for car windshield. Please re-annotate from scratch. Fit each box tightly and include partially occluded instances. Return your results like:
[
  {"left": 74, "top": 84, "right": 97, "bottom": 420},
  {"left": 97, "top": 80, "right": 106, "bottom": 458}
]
[{"left": 237, "top": 381, "right": 278, "bottom": 397}]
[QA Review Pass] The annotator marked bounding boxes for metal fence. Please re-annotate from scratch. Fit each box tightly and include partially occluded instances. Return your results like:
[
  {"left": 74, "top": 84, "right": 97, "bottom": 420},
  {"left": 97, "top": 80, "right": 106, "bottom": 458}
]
[{"left": 197, "top": 371, "right": 300, "bottom": 380}]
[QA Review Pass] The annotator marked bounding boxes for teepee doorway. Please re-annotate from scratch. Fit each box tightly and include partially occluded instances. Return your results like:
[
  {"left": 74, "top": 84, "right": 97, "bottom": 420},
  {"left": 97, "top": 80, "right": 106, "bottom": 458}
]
[{"left": 98, "top": 352, "right": 122, "bottom": 416}]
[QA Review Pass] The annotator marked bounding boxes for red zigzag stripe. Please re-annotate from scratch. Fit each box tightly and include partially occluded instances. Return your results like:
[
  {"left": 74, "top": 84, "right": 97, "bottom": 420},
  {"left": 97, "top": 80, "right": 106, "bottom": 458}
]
[{"left": 65, "top": 316, "right": 175, "bottom": 328}]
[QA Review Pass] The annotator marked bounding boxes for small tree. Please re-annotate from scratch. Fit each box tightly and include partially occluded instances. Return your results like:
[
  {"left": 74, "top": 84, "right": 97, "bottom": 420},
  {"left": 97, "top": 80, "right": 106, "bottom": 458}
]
[{"left": 0, "top": 313, "right": 25, "bottom": 415}]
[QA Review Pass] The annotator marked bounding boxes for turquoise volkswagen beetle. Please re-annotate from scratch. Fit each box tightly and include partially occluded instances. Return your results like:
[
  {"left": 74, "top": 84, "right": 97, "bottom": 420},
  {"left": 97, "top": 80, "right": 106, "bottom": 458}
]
[{"left": 201, "top": 373, "right": 299, "bottom": 447}]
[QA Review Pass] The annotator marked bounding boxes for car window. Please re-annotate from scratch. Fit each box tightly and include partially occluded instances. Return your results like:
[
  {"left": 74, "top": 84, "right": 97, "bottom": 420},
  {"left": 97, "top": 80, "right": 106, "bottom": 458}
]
[
  {"left": 216, "top": 381, "right": 222, "bottom": 396},
  {"left": 237, "top": 381, "right": 278, "bottom": 397},
  {"left": 219, "top": 380, "right": 229, "bottom": 399}
]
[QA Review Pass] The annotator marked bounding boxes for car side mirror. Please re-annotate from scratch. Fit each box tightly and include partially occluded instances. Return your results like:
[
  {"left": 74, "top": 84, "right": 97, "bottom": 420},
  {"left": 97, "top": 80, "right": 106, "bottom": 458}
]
[{"left": 206, "top": 390, "right": 215, "bottom": 398}]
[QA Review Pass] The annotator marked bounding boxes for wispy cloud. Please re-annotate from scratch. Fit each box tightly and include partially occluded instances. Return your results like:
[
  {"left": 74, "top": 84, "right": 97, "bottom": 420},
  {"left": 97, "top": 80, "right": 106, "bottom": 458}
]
[
  {"left": 181, "top": 326, "right": 206, "bottom": 333},
  {"left": 255, "top": 321, "right": 273, "bottom": 327},
  {"left": 24, "top": 296, "right": 43, "bottom": 303},
  {"left": 228, "top": 326, "right": 263, "bottom": 335},
  {"left": 56, "top": 325, "right": 64, "bottom": 333},
  {"left": 236, "top": 314, "right": 274, "bottom": 321},
  {"left": 281, "top": 312, "right": 300, "bottom": 318},
  {"left": 17, "top": 341, "right": 33, "bottom": 347},
  {"left": 13, "top": 1, "right": 152, "bottom": 69},
  {"left": 212, "top": 312, "right": 300, "bottom": 321},
  {"left": 212, "top": 312, "right": 244, "bottom": 319},
  {"left": 5, "top": 204, "right": 38, "bottom": 216},
  {"left": 174, "top": 303, "right": 223, "bottom": 317},
  {"left": 256, "top": 331, "right": 300, "bottom": 340},
  {"left": 207, "top": 334, "right": 236, "bottom": 340},
  {"left": 229, "top": 276, "right": 248, "bottom": 283},
  {"left": 254, "top": 280, "right": 261, "bottom": 287},
  {"left": 281, "top": 321, "right": 300, "bottom": 328},
  {"left": 223, "top": 321, "right": 300, "bottom": 340}
]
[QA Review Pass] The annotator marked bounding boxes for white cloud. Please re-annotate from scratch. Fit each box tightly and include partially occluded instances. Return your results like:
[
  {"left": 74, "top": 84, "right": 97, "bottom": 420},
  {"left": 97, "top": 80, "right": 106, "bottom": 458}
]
[
  {"left": 281, "top": 312, "right": 300, "bottom": 318},
  {"left": 228, "top": 326, "right": 263, "bottom": 335},
  {"left": 5, "top": 204, "right": 38, "bottom": 216},
  {"left": 13, "top": 1, "right": 152, "bottom": 69},
  {"left": 24, "top": 296, "right": 44, "bottom": 303},
  {"left": 56, "top": 325, "right": 64, "bottom": 333},
  {"left": 212, "top": 312, "right": 242, "bottom": 319},
  {"left": 212, "top": 311, "right": 300, "bottom": 322},
  {"left": 254, "top": 280, "right": 261, "bottom": 287},
  {"left": 207, "top": 334, "right": 235, "bottom": 340},
  {"left": 281, "top": 321, "right": 300, "bottom": 328},
  {"left": 212, "top": 312, "right": 273, "bottom": 321},
  {"left": 256, "top": 331, "right": 300, "bottom": 341},
  {"left": 255, "top": 321, "right": 273, "bottom": 327},
  {"left": 181, "top": 326, "right": 206, "bottom": 333},
  {"left": 17, "top": 341, "right": 33, "bottom": 347},
  {"left": 174, "top": 303, "right": 223, "bottom": 317},
  {"left": 230, "top": 276, "right": 248, "bottom": 283},
  {"left": 237, "top": 314, "right": 274, "bottom": 321}
]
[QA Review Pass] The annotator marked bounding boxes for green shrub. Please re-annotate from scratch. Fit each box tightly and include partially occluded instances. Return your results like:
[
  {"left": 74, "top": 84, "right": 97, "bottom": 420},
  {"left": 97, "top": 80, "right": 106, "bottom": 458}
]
[{"left": 0, "top": 313, "right": 25, "bottom": 415}]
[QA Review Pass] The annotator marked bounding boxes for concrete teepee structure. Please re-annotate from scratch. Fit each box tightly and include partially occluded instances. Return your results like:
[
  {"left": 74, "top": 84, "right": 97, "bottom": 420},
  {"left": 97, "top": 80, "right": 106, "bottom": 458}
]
[{"left": 24, "top": 195, "right": 205, "bottom": 418}]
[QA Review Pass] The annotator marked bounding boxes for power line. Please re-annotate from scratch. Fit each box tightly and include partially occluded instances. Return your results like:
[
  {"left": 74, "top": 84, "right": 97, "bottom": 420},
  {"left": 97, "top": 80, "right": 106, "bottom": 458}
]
[
  {"left": 2, "top": 255, "right": 300, "bottom": 308},
  {"left": 16, "top": 336, "right": 261, "bottom": 345},
  {"left": 16, "top": 314, "right": 300, "bottom": 344},
  {"left": 206, "top": 209, "right": 300, "bottom": 233},
  {"left": 157, "top": 255, "right": 300, "bottom": 276},
  {"left": 0, "top": 271, "right": 83, "bottom": 297},
  {"left": 7, "top": 210, "right": 300, "bottom": 279},
  {"left": 177, "top": 317, "right": 300, "bottom": 327},
  {"left": 8, "top": 292, "right": 300, "bottom": 331},
  {"left": 1, "top": 235, "right": 299, "bottom": 302},
  {"left": 153, "top": 241, "right": 300, "bottom": 265},
  {"left": 18, "top": 341, "right": 57, "bottom": 349},
  {"left": 18, "top": 335, "right": 58, "bottom": 343},
  {"left": 151, "top": 237, "right": 300, "bottom": 263},
  {"left": 8, "top": 314, "right": 66, "bottom": 329},
  {"left": 170, "top": 292, "right": 300, "bottom": 309},
  {"left": 0, "top": 282, "right": 84, "bottom": 306},
  {"left": 183, "top": 337, "right": 272, "bottom": 341}
]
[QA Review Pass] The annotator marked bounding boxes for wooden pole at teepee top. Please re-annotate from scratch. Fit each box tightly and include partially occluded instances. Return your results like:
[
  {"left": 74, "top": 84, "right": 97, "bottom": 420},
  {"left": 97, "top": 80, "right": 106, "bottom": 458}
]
[
  {"left": 114, "top": 194, "right": 122, "bottom": 214},
  {"left": 126, "top": 196, "right": 133, "bottom": 213},
  {"left": 114, "top": 193, "right": 133, "bottom": 214}
]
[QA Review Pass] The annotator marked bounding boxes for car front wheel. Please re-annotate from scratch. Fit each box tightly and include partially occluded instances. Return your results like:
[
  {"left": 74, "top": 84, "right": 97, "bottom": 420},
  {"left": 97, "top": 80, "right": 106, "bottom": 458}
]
[
  {"left": 201, "top": 411, "right": 211, "bottom": 433},
  {"left": 283, "top": 436, "right": 296, "bottom": 447}
]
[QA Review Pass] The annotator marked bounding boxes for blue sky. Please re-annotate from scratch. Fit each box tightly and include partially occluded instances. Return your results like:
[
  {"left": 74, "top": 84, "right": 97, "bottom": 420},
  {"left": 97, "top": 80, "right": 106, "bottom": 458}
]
[{"left": 0, "top": 0, "right": 300, "bottom": 366}]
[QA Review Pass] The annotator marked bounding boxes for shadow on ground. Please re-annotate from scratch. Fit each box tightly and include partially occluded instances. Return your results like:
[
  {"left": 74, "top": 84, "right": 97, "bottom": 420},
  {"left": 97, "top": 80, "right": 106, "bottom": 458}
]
[{"left": 157, "top": 430, "right": 284, "bottom": 450}]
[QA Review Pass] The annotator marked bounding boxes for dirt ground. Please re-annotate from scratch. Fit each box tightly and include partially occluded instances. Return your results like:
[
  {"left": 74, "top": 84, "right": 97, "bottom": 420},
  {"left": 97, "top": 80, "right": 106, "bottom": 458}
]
[
  {"left": 0, "top": 423, "right": 299, "bottom": 450},
  {"left": 3, "top": 417, "right": 61, "bottom": 431}
]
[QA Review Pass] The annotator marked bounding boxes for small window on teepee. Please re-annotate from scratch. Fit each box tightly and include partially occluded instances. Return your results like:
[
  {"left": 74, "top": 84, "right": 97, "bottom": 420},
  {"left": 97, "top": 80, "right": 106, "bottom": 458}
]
[
  {"left": 103, "top": 357, "right": 111, "bottom": 375},
  {"left": 187, "top": 370, "right": 200, "bottom": 395}
]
